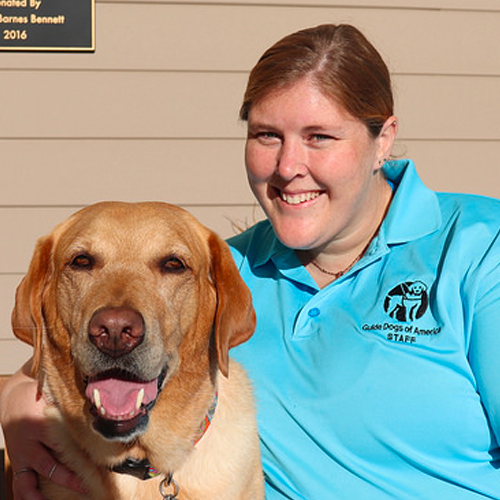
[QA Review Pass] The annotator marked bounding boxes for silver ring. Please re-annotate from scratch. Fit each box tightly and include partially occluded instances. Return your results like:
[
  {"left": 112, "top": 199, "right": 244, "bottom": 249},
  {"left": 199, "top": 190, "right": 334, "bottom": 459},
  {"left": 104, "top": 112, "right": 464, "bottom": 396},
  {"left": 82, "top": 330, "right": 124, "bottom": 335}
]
[
  {"left": 14, "top": 468, "right": 33, "bottom": 480},
  {"left": 159, "top": 476, "right": 180, "bottom": 498},
  {"left": 48, "top": 463, "right": 57, "bottom": 480}
]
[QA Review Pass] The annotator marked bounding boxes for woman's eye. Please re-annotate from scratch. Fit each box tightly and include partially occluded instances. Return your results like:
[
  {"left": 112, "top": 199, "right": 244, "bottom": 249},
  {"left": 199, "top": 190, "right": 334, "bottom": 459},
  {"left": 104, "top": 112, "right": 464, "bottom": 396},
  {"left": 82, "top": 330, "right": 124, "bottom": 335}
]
[
  {"left": 159, "top": 257, "right": 186, "bottom": 274},
  {"left": 254, "top": 132, "right": 281, "bottom": 144},
  {"left": 306, "top": 133, "right": 337, "bottom": 148},
  {"left": 70, "top": 254, "right": 94, "bottom": 270},
  {"left": 311, "top": 134, "right": 333, "bottom": 141}
]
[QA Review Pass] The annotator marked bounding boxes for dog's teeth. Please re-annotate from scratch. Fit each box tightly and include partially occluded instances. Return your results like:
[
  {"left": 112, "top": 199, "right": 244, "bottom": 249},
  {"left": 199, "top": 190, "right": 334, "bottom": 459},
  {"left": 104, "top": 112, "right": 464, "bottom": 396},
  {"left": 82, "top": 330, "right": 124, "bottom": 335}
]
[
  {"left": 93, "top": 388, "right": 101, "bottom": 409},
  {"left": 136, "top": 388, "right": 145, "bottom": 410},
  {"left": 100, "top": 406, "right": 106, "bottom": 416}
]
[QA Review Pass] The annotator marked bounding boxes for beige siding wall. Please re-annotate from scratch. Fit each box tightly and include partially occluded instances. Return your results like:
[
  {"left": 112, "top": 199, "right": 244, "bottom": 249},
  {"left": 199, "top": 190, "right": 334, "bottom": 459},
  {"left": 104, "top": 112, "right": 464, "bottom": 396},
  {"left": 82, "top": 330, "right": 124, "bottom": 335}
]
[{"left": 1, "top": 0, "right": 499, "bottom": 376}]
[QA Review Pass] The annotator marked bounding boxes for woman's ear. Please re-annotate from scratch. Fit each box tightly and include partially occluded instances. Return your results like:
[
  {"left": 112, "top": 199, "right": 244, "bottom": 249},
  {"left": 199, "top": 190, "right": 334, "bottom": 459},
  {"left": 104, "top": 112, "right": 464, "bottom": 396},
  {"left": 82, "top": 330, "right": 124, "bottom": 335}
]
[{"left": 375, "top": 115, "right": 398, "bottom": 170}]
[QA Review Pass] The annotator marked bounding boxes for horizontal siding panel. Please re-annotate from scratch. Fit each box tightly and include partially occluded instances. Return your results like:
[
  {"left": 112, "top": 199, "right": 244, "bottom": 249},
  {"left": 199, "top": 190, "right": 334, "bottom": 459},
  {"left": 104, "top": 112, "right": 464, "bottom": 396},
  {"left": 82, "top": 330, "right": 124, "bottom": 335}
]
[
  {"left": 0, "top": 340, "right": 31, "bottom": 376},
  {"left": 0, "top": 72, "right": 247, "bottom": 138},
  {"left": 0, "top": 204, "right": 265, "bottom": 273},
  {"left": 1, "top": 139, "right": 252, "bottom": 205},
  {"left": 0, "top": 275, "right": 18, "bottom": 343},
  {"left": 398, "top": 140, "right": 500, "bottom": 198},
  {"left": 0, "top": 5, "right": 498, "bottom": 75},
  {"left": 0, "top": 72, "right": 499, "bottom": 140},
  {"left": 99, "top": 0, "right": 500, "bottom": 12},
  {"left": 395, "top": 75, "right": 500, "bottom": 141}
]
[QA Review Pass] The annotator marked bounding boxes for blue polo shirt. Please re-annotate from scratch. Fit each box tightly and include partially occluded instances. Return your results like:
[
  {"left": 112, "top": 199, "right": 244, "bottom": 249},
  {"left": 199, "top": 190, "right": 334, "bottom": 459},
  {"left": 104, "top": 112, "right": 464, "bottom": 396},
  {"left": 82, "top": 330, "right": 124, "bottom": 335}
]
[{"left": 229, "top": 160, "right": 500, "bottom": 499}]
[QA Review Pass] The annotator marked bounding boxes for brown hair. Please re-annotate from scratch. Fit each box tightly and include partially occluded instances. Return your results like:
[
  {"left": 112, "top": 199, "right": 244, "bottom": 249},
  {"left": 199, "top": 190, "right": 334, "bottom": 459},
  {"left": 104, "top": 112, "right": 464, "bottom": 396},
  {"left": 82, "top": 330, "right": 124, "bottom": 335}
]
[{"left": 239, "top": 24, "right": 394, "bottom": 137}]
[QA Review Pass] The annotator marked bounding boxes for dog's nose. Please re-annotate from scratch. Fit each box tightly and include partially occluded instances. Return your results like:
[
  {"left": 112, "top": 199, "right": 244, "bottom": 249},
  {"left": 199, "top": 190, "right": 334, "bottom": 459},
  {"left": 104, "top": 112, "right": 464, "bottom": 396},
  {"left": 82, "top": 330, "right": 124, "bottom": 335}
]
[{"left": 89, "top": 307, "right": 145, "bottom": 358}]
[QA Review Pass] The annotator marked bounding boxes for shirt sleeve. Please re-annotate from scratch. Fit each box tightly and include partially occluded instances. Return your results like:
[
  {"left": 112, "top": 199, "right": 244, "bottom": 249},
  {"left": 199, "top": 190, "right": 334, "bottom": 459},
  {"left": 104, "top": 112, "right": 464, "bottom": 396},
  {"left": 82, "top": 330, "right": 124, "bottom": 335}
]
[{"left": 468, "top": 238, "right": 500, "bottom": 446}]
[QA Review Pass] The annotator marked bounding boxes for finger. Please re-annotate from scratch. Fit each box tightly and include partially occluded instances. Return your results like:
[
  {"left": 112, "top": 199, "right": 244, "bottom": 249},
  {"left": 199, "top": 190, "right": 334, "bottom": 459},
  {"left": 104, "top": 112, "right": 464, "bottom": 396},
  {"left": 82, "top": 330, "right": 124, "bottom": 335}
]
[
  {"left": 12, "top": 444, "right": 85, "bottom": 496},
  {"left": 12, "top": 468, "right": 45, "bottom": 500},
  {"left": 38, "top": 456, "right": 87, "bottom": 494}
]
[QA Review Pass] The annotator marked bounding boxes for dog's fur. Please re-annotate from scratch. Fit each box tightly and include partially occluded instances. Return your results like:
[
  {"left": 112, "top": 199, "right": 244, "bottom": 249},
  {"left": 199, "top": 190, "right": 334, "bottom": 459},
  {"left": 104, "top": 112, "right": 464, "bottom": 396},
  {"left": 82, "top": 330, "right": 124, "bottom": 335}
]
[{"left": 12, "top": 201, "right": 264, "bottom": 500}]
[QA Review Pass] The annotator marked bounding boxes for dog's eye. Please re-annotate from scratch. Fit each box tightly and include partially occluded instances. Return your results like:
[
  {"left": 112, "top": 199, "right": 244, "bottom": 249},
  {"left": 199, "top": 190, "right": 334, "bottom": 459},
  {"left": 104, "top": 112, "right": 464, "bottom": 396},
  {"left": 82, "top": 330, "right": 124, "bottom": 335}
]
[
  {"left": 159, "top": 256, "right": 186, "bottom": 274},
  {"left": 70, "top": 254, "right": 94, "bottom": 270}
]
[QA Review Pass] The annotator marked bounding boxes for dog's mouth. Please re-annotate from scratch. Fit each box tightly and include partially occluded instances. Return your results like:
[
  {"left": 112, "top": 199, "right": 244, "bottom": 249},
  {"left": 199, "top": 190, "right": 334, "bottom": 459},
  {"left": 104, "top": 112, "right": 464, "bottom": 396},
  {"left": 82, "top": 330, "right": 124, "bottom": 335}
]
[{"left": 85, "top": 369, "right": 165, "bottom": 441}]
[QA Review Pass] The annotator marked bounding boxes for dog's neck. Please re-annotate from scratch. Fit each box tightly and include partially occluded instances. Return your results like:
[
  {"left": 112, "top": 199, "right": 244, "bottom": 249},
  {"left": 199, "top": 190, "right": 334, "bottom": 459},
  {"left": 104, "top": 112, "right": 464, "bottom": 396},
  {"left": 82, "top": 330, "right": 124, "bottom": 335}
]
[{"left": 111, "top": 391, "right": 218, "bottom": 481}]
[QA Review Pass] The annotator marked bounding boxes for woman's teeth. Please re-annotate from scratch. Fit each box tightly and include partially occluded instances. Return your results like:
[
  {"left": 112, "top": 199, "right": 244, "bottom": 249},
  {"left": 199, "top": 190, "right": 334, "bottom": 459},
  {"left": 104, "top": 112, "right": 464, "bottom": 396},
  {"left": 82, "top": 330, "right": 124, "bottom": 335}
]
[{"left": 281, "top": 191, "right": 320, "bottom": 205}]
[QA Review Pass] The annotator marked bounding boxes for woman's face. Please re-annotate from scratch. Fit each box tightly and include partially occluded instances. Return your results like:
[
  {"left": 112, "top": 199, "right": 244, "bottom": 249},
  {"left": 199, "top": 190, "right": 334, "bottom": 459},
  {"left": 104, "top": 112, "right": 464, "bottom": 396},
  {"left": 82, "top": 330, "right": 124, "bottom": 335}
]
[{"left": 245, "top": 77, "right": 395, "bottom": 254}]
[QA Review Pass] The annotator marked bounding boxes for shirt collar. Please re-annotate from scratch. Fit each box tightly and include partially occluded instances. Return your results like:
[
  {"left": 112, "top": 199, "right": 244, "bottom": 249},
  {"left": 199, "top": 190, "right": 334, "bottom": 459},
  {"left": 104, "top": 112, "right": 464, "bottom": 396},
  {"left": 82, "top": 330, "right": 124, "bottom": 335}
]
[{"left": 382, "top": 159, "right": 441, "bottom": 244}]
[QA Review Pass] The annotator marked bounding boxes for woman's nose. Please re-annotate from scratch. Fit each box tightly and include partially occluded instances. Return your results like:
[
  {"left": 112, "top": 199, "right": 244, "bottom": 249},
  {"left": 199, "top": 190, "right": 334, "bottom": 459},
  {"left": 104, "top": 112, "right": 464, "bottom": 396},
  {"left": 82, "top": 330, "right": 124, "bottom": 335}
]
[{"left": 276, "top": 139, "right": 308, "bottom": 179}]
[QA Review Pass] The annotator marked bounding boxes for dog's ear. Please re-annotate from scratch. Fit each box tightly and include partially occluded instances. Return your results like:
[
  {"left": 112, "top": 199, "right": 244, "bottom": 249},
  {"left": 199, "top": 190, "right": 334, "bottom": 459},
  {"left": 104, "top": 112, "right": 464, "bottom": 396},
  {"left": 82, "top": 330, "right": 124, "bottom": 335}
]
[
  {"left": 11, "top": 235, "right": 54, "bottom": 376},
  {"left": 209, "top": 233, "right": 256, "bottom": 377}
]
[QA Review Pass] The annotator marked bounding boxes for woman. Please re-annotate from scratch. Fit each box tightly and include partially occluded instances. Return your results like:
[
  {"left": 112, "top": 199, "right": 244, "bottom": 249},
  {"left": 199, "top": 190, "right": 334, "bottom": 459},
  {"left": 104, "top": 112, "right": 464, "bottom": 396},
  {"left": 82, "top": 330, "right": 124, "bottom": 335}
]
[{"left": 3, "top": 24, "right": 500, "bottom": 499}]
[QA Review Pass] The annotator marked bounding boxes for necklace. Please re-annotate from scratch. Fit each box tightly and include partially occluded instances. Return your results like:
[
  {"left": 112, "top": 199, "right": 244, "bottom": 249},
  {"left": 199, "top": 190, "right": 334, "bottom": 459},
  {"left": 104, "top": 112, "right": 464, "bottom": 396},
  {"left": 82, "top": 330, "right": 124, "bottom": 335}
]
[{"left": 310, "top": 251, "right": 364, "bottom": 280}]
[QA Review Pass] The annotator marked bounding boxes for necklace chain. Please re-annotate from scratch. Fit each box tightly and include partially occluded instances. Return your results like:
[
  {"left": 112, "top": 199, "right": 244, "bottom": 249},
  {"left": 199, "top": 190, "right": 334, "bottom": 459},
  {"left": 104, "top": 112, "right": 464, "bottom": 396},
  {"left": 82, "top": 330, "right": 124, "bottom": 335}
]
[{"left": 310, "top": 252, "right": 363, "bottom": 280}]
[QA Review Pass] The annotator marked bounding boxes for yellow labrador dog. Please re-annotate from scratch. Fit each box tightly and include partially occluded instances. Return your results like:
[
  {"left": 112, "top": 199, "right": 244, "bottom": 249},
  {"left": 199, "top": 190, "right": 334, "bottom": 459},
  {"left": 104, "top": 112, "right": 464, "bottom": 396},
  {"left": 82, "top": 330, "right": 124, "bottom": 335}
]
[{"left": 12, "top": 202, "right": 263, "bottom": 500}]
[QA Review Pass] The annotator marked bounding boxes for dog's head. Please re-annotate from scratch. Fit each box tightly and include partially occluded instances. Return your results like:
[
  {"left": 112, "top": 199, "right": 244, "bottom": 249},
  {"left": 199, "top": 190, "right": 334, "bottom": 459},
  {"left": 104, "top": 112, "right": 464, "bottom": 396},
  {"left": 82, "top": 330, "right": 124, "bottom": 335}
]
[
  {"left": 12, "top": 202, "right": 255, "bottom": 442},
  {"left": 407, "top": 281, "right": 427, "bottom": 297}
]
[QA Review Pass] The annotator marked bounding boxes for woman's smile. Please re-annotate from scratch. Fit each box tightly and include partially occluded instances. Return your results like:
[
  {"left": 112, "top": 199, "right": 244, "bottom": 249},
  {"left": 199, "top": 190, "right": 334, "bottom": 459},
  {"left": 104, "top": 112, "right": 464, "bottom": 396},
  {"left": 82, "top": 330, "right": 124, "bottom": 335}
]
[{"left": 278, "top": 189, "right": 323, "bottom": 206}]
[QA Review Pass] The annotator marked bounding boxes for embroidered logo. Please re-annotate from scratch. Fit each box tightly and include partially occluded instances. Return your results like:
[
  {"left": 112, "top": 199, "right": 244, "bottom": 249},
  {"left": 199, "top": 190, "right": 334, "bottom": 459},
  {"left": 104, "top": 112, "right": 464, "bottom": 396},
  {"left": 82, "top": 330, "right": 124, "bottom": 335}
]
[
  {"left": 383, "top": 281, "right": 428, "bottom": 322},
  {"left": 361, "top": 280, "right": 440, "bottom": 345}
]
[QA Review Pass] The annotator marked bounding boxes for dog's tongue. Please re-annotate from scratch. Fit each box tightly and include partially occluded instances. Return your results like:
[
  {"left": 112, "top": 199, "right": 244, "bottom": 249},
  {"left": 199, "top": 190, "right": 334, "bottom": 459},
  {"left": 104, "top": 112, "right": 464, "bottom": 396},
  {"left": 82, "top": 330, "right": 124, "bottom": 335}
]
[{"left": 85, "top": 377, "right": 158, "bottom": 421}]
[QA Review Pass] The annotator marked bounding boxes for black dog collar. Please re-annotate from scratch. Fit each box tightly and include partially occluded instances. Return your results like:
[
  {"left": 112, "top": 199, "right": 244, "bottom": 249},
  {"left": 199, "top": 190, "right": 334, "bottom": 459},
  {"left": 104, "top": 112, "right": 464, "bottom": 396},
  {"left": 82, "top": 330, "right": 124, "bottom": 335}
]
[{"left": 111, "top": 457, "right": 161, "bottom": 480}]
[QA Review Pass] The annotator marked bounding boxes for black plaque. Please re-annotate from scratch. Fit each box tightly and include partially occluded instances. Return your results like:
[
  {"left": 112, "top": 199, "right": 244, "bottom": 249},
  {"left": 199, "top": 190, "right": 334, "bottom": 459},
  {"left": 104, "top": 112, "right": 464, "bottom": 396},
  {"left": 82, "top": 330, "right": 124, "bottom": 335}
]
[{"left": 0, "top": 0, "right": 94, "bottom": 51}]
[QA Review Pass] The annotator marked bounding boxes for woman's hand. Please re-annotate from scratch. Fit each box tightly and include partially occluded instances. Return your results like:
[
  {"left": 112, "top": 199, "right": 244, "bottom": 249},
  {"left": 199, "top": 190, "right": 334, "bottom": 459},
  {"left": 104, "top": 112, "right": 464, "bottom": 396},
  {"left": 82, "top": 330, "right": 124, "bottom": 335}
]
[{"left": 0, "top": 360, "right": 85, "bottom": 500}]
